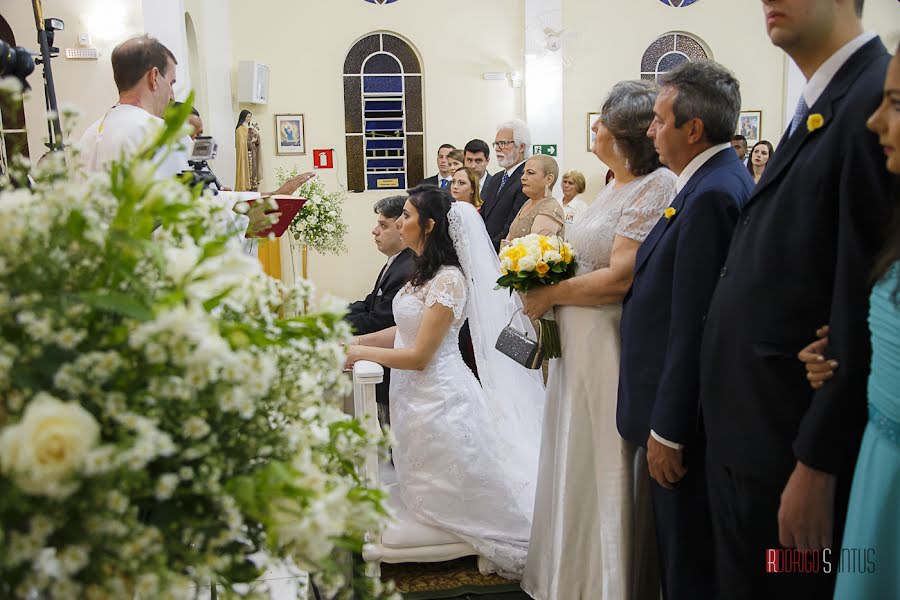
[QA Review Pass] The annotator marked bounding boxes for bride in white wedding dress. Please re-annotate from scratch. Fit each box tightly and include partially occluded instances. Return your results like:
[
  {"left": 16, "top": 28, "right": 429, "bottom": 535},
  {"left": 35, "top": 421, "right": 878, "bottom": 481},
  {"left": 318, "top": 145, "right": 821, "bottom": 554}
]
[{"left": 345, "top": 186, "right": 545, "bottom": 578}]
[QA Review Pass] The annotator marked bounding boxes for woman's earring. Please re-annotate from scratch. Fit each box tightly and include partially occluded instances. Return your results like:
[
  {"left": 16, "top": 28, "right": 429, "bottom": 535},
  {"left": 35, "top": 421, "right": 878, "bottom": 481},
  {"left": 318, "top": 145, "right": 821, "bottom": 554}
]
[{"left": 545, "top": 184, "right": 552, "bottom": 197}]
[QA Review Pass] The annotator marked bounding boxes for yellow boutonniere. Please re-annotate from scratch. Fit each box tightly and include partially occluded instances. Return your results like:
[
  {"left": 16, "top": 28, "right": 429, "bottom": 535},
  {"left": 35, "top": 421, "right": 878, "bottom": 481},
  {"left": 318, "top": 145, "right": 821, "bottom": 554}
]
[
  {"left": 664, "top": 207, "right": 677, "bottom": 219},
  {"left": 807, "top": 113, "right": 825, "bottom": 133}
]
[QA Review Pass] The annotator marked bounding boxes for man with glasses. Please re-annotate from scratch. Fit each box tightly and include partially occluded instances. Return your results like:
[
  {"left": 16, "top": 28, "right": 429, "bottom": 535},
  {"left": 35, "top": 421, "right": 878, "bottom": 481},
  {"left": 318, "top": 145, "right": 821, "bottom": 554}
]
[{"left": 481, "top": 119, "right": 531, "bottom": 251}]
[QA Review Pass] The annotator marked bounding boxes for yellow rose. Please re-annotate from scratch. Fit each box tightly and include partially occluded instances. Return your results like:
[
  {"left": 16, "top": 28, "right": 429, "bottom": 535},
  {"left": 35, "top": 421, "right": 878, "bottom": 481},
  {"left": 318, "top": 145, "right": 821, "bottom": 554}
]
[
  {"left": 0, "top": 393, "right": 100, "bottom": 498},
  {"left": 664, "top": 207, "right": 677, "bottom": 219},
  {"left": 536, "top": 262, "right": 550, "bottom": 277},
  {"left": 807, "top": 113, "right": 824, "bottom": 132},
  {"left": 560, "top": 244, "right": 573, "bottom": 263}
]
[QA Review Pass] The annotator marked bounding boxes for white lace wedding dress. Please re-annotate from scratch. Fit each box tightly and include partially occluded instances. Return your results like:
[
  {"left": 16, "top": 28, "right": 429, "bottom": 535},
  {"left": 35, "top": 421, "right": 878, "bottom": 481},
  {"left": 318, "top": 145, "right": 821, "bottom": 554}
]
[{"left": 388, "top": 202, "right": 545, "bottom": 579}]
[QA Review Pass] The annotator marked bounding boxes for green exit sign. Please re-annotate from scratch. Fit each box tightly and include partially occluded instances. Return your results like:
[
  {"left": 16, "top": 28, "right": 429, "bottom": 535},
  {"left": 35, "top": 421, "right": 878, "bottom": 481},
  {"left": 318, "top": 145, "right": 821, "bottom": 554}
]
[{"left": 533, "top": 144, "right": 558, "bottom": 156}]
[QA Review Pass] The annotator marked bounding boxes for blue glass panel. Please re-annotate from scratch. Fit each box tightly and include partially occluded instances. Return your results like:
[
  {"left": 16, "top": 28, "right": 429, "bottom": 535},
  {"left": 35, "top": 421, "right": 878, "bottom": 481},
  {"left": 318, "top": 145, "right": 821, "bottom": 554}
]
[
  {"left": 367, "top": 158, "right": 405, "bottom": 168},
  {"left": 367, "top": 173, "right": 406, "bottom": 190},
  {"left": 366, "top": 139, "right": 405, "bottom": 150},
  {"left": 658, "top": 0, "right": 699, "bottom": 6},
  {"left": 363, "top": 75, "right": 403, "bottom": 93},
  {"left": 658, "top": 52, "right": 688, "bottom": 72},
  {"left": 364, "top": 53, "right": 402, "bottom": 74},
  {"left": 365, "top": 120, "right": 404, "bottom": 131},
  {"left": 365, "top": 100, "right": 403, "bottom": 111}
]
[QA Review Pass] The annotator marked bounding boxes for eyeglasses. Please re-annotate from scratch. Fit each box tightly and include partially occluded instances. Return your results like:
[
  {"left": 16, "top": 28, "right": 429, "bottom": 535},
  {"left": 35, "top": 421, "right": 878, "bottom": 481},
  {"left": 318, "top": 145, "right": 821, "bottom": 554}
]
[{"left": 492, "top": 140, "right": 516, "bottom": 149}]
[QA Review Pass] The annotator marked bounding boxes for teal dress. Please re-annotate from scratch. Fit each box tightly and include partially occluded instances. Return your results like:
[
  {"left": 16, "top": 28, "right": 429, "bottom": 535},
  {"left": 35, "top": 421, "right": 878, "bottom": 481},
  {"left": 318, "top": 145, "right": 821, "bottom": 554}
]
[{"left": 834, "top": 263, "right": 900, "bottom": 599}]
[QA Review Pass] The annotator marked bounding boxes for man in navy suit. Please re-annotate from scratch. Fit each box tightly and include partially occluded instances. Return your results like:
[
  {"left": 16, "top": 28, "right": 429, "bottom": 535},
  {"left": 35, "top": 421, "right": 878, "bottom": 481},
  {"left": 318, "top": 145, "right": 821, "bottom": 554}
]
[
  {"left": 618, "top": 60, "right": 754, "bottom": 600},
  {"left": 699, "top": 1, "right": 893, "bottom": 598},
  {"left": 463, "top": 138, "right": 492, "bottom": 196},
  {"left": 420, "top": 144, "right": 456, "bottom": 189},
  {"left": 481, "top": 120, "right": 531, "bottom": 251}
]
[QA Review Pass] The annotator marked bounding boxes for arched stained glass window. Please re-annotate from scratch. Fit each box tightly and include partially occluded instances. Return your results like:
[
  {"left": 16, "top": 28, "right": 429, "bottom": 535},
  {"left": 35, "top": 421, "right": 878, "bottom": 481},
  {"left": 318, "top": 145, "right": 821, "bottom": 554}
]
[
  {"left": 344, "top": 33, "right": 424, "bottom": 191},
  {"left": 640, "top": 32, "right": 711, "bottom": 81}
]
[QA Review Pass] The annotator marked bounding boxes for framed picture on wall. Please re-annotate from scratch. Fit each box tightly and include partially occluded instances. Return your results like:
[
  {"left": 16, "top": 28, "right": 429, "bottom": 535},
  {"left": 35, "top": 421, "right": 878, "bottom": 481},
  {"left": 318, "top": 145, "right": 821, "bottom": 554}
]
[
  {"left": 737, "top": 110, "right": 762, "bottom": 147},
  {"left": 275, "top": 114, "right": 306, "bottom": 155},
  {"left": 587, "top": 112, "right": 602, "bottom": 151}
]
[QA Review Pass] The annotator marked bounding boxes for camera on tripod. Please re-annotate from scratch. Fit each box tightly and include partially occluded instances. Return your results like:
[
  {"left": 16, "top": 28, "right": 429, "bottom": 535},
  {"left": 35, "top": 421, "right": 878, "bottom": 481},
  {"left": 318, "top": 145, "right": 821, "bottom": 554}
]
[{"left": 184, "top": 135, "right": 224, "bottom": 192}]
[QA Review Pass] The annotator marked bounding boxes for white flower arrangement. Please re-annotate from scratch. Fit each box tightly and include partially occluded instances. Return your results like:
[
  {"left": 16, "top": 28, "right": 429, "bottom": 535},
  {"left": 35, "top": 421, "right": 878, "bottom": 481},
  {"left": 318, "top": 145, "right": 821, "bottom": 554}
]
[
  {"left": 276, "top": 166, "right": 348, "bottom": 255},
  {"left": 0, "top": 99, "right": 394, "bottom": 599}
]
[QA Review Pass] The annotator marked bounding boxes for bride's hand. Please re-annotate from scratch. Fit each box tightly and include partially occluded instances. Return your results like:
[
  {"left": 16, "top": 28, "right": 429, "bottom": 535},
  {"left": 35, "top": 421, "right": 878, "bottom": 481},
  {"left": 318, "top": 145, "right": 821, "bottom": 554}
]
[
  {"left": 344, "top": 344, "right": 363, "bottom": 370},
  {"left": 523, "top": 286, "right": 554, "bottom": 320}
]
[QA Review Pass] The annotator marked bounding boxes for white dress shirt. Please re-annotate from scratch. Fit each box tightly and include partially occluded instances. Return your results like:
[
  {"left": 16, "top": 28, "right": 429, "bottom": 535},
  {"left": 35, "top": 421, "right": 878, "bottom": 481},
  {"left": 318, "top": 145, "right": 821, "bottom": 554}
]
[
  {"left": 651, "top": 141, "right": 732, "bottom": 451},
  {"left": 801, "top": 31, "right": 876, "bottom": 109},
  {"left": 479, "top": 172, "right": 489, "bottom": 194},
  {"left": 438, "top": 175, "right": 452, "bottom": 189}
]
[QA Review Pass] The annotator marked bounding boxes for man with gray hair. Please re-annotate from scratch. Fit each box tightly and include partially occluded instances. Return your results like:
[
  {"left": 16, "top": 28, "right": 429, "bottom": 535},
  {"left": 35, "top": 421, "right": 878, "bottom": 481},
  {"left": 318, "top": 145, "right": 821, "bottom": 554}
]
[
  {"left": 618, "top": 60, "right": 754, "bottom": 600},
  {"left": 346, "top": 195, "right": 415, "bottom": 417},
  {"left": 481, "top": 119, "right": 531, "bottom": 251}
]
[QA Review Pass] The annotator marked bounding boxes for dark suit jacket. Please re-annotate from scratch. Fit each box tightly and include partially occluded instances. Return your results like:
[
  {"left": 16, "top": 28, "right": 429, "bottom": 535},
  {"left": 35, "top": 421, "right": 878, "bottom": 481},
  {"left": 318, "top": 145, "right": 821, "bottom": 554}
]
[
  {"left": 699, "top": 38, "right": 893, "bottom": 483},
  {"left": 618, "top": 150, "right": 754, "bottom": 448},
  {"left": 480, "top": 162, "right": 528, "bottom": 251},
  {"left": 346, "top": 248, "right": 415, "bottom": 404},
  {"left": 421, "top": 174, "right": 450, "bottom": 189}
]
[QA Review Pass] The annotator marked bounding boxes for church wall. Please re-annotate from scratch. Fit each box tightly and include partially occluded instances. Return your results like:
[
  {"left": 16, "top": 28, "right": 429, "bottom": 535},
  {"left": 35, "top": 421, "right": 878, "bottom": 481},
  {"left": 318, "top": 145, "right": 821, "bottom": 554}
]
[
  {"left": 3, "top": 0, "right": 144, "bottom": 160},
  {"left": 227, "top": 0, "right": 526, "bottom": 302},
  {"left": 562, "top": 0, "right": 900, "bottom": 203},
  {"left": 561, "top": 0, "right": 786, "bottom": 202}
]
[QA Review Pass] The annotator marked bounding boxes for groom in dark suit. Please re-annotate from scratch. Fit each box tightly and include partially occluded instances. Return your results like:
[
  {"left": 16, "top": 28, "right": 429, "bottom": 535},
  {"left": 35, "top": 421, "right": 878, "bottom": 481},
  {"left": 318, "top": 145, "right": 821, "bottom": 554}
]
[
  {"left": 618, "top": 60, "right": 753, "bottom": 600},
  {"left": 699, "top": 1, "right": 893, "bottom": 598},
  {"left": 481, "top": 120, "right": 531, "bottom": 251},
  {"left": 346, "top": 195, "right": 415, "bottom": 419}
]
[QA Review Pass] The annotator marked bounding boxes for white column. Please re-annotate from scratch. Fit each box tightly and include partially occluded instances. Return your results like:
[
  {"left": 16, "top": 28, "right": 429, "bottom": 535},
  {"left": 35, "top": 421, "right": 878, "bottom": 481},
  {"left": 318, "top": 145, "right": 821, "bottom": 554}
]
[
  {"left": 524, "top": 0, "right": 564, "bottom": 194},
  {"left": 782, "top": 55, "right": 805, "bottom": 140}
]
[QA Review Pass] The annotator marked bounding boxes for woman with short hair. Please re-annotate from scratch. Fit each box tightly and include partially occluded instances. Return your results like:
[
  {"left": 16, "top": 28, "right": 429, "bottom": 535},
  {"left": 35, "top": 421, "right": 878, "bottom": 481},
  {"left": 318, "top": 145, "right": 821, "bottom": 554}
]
[{"left": 560, "top": 169, "right": 588, "bottom": 224}]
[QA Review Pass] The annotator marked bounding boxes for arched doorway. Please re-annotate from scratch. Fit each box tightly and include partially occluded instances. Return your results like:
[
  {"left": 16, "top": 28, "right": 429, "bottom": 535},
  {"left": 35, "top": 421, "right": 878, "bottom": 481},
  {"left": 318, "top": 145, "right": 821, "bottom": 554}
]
[{"left": 0, "top": 13, "right": 30, "bottom": 174}]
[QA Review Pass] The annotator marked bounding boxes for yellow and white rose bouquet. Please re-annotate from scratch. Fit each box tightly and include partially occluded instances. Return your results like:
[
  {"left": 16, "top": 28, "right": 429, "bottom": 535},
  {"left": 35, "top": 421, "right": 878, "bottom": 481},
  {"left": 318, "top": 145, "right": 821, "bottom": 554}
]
[{"left": 496, "top": 234, "right": 577, "bottom": 358}]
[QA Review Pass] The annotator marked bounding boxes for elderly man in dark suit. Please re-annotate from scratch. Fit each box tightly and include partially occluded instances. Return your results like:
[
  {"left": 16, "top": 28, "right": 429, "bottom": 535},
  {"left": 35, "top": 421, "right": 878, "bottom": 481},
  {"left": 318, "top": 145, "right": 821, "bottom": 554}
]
[
  {"left": 481, "top": 120, "right": 531, "bottom": 251},
  {"left": 618, "top": 60, "right": 754, "bottom": 600},
  {"left": 346, "top": 195, "right": 415, "bottom": 421},
  {"left": 699, "top": 1, "right": 893, "bottom": 598}
]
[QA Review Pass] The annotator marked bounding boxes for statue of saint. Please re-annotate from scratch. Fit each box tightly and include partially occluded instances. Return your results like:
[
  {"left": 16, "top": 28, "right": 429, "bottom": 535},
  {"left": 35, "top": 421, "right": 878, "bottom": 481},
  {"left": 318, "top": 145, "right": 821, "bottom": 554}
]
[{"left": 235, "top": 110, "right": 262, "bottom": 191}]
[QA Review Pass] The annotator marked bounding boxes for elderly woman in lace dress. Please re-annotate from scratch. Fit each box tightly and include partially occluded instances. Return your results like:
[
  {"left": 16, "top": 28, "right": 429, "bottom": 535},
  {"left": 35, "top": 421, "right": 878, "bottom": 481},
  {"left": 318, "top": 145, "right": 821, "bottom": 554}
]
[{"left": 521, "top": 80, "right": 676, "bottom": 600}]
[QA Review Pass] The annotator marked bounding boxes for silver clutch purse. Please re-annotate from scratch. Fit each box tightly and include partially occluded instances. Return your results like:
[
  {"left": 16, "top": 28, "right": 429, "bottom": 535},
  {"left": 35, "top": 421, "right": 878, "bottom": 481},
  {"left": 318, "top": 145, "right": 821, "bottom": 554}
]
[{"left": 495, "top": 309, "right": 544, "bottom": 369}]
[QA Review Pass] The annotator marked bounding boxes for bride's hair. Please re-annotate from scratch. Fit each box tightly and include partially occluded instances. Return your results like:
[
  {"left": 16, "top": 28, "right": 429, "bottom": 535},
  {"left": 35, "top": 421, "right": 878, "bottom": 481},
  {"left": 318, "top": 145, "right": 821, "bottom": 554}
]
[{"left": 406, "top": 185, "right": 461, "bottom": 287}]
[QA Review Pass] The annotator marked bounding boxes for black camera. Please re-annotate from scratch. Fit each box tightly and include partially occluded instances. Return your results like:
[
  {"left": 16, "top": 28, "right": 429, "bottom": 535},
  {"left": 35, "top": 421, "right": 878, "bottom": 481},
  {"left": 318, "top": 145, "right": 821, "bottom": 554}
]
[{"left": 0, "top": 39, "right": 36, "bottom": 89}]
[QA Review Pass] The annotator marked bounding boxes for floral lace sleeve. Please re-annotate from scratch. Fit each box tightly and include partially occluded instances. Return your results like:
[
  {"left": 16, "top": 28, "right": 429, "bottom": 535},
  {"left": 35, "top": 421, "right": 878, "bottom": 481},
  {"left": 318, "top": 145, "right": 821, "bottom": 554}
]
[
  {"left": 424, "top": 267, "right": 467, "bottom": 320},
  {"left": 615, "top": 169, "right": 677, "bottom": 242}
]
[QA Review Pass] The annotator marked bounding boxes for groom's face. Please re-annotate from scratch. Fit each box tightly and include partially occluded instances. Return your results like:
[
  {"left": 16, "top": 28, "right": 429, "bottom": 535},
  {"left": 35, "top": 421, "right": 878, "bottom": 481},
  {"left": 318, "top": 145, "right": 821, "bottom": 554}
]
[{"left": 372, "top": 213, "right": 404, "bottom": 257}]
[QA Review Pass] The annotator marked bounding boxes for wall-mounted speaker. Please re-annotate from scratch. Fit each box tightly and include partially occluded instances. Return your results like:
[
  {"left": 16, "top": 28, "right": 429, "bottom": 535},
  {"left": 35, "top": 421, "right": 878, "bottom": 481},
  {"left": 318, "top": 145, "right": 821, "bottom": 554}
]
[{"left": 237, "top": 60, "right": 269, "bottom": 104}]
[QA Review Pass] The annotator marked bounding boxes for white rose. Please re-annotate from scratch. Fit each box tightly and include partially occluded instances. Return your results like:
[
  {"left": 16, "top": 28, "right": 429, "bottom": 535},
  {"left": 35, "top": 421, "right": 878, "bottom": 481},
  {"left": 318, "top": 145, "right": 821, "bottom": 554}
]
[
  {"left": 517, "top": 256, "right": 537, "bottom": 272},
  {"left": 0, "top": 393, "right": 100, "bottom": 498},
  {"left": 543, "top": 250, "right": 562, "bottom": 263}
]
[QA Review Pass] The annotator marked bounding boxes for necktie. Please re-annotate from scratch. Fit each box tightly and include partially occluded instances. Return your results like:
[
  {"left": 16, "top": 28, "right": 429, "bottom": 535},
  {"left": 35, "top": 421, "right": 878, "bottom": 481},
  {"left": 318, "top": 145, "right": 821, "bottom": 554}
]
[
  {"left": 368, "top": 262, "right": 389, "bottom": 310},
  {"left": 497, "top": 170, "right": 510, "bottom": 194},
  {"left": 788, "top": 95, "right": 809, "bottom": 137},
  {"left": 440, "top": 178, "right": 449, "bottom": 189}
]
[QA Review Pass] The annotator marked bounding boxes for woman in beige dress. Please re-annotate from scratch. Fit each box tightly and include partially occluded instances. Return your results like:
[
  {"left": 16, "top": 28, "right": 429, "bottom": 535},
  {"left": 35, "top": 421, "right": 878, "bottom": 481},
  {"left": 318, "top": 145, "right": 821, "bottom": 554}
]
[
  {"left": 521, "top": 80, "right": 676, "bottom": 600},
  {"left": 506, "top": 154, "right": 565, "bottom": 242}
]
